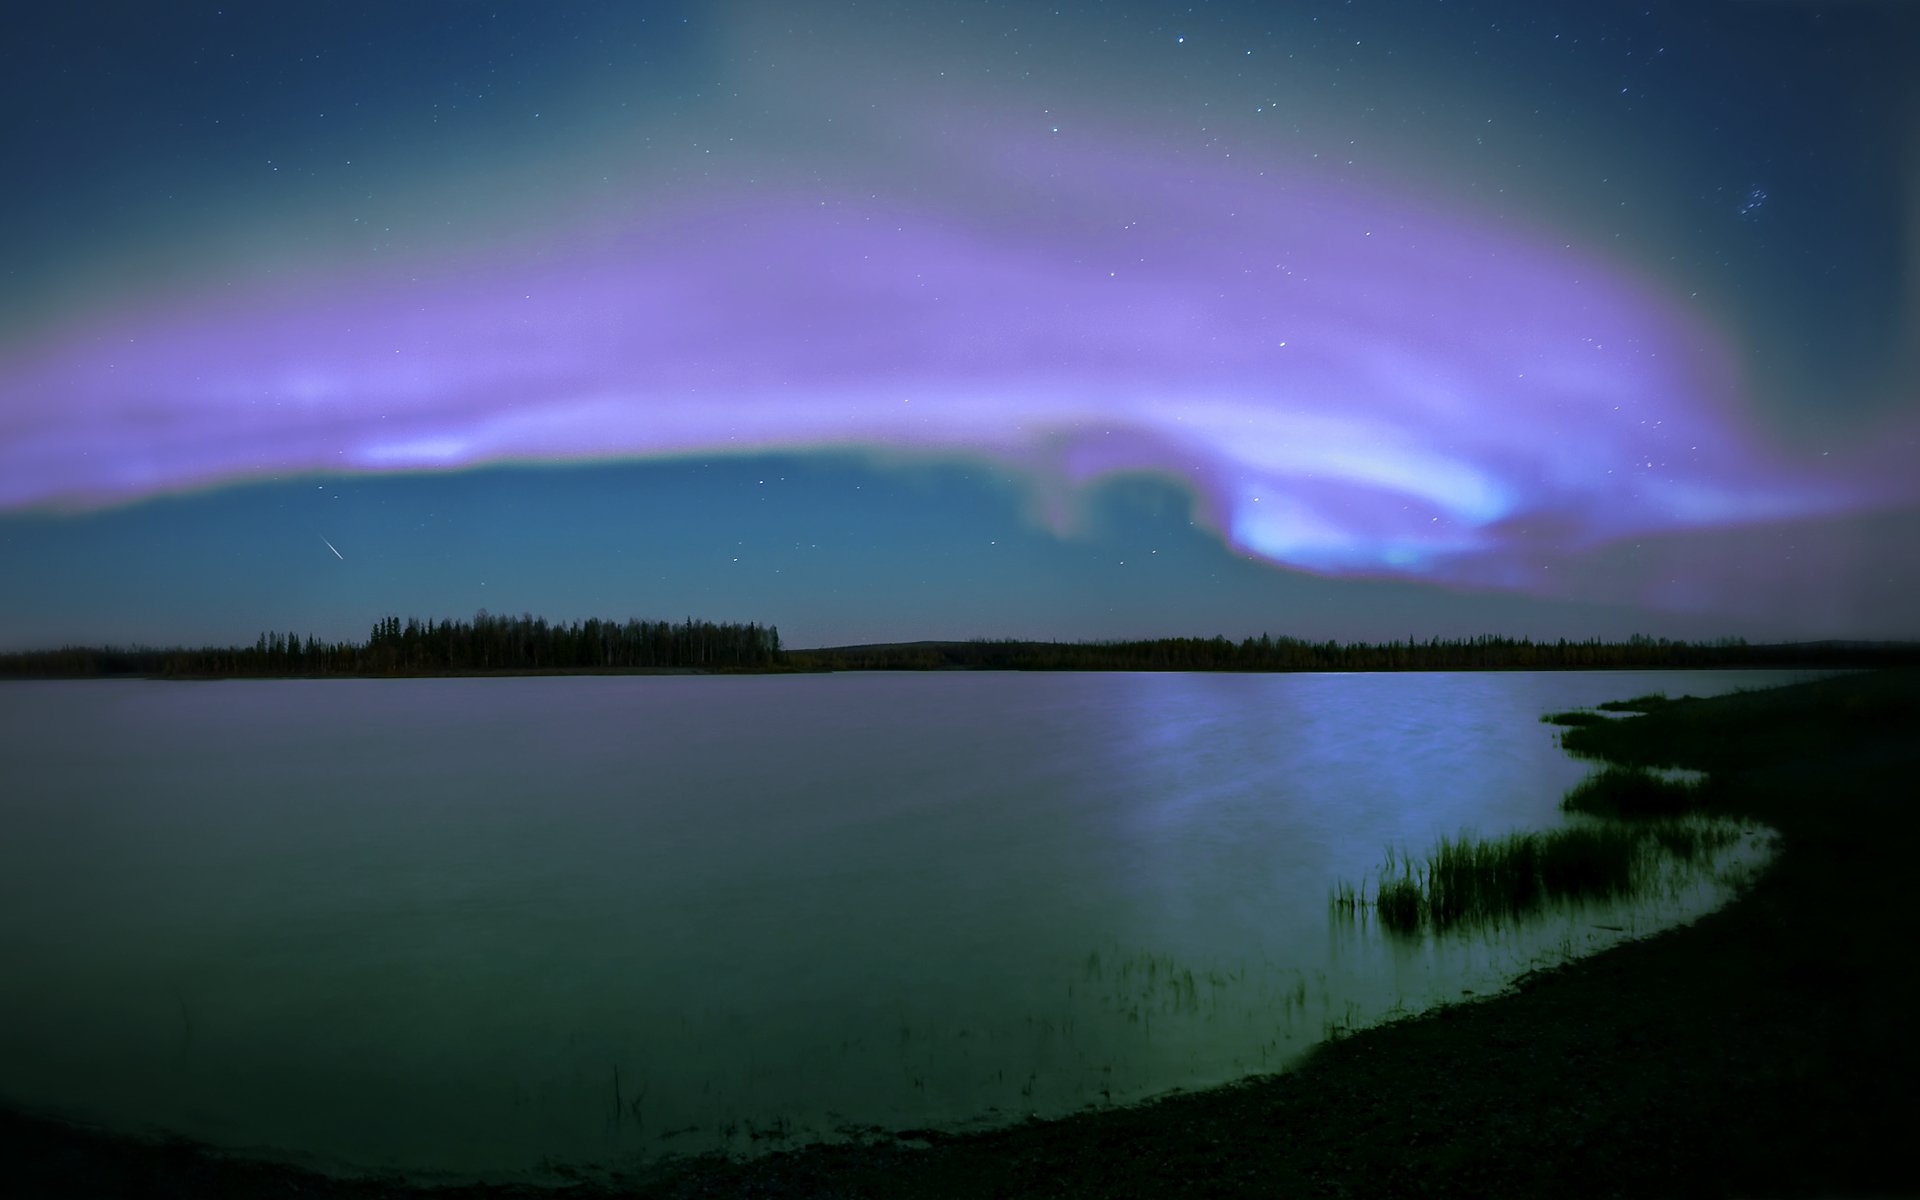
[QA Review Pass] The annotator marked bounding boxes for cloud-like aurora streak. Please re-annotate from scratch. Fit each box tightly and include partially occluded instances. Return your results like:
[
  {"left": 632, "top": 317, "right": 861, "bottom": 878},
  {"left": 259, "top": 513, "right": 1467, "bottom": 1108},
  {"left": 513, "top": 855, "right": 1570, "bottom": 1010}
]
[{"left": 0, "top": 129, "right": 1889, "bottom": 592}]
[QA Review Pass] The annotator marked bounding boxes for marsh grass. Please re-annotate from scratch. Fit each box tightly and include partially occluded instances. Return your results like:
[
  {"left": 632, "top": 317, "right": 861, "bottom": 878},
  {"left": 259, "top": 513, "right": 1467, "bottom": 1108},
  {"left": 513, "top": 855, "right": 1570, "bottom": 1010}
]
[
  {"left": 1648, "top": 818, "right": 1741, "bottom": 864},
  {"left": 1340, "top": 823, "right": 1652, "bottom": 935},
  {"left": 1427, "top": 832, "right": 1541, "bottom": 927},
  {"left": 1374, "top": 877, "right": 1424, "bottom": 933},
  {"left": 1333, "top": 699, "right": 1772, "bottom": 937},
  {"left": 1541, "top": 710, "right": 1607, "bottom": 727},
  {"left": 1329, "top": 880, "right": 1361, "bottom": 915},
  {"left": 1595, "top": 692, "right": 1679, "bottom": 713},
  {"left": 1561, "top": 766, "right": 1700, "bottom": 818},
  {"left": 1374, "top": 846, "right": 1425, "bottom": 933},
  {"left": 1535, "top": 825, "right": 1638, "bottom": 899}
]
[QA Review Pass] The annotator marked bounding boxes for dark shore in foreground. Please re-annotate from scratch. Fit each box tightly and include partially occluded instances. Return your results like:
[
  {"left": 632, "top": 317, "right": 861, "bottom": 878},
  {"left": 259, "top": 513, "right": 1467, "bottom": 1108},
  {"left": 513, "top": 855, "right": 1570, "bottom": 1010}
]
[{"left": 5, "top": 670, "right": 1917, "bottom": 1197}]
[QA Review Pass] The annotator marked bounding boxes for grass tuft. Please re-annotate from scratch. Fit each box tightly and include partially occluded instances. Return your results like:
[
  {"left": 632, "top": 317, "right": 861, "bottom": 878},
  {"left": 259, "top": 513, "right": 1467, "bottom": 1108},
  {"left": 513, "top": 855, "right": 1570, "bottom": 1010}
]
[
  {"left": 1375, "top": 875, "right": 1425, "bottom": 933},
  {"left": 1339, "top": 822, "right": 1653, "bottom": 935},
  {"left": 1542, "top": 710, "right": 1607, "bottom": 726},
  {"left": 1648, "top": 819, "right": 1741, "bottom": 864},
  {"left": 1595, "top": 692, "right": 1671, "bottom": 713},
  {"left": 1427, "top": 832, "right": 1541, "bottom": 928},
  {"left": 1561, "top": 767, "right": 1700, "bottom": 818},
  {"left": 1535, "top": 825, "right": 1638, "bottom": 899}
]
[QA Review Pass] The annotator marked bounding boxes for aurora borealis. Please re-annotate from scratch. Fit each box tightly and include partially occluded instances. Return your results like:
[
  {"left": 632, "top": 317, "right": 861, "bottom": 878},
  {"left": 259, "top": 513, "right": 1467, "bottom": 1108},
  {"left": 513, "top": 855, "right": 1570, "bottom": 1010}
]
[{"left": 2, "top": 1, "right": 1915, "bottom": 647}]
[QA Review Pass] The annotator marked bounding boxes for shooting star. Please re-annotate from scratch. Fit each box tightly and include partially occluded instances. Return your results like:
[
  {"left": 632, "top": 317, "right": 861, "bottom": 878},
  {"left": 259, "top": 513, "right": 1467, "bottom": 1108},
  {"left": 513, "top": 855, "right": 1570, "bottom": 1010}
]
[{"left": 320, "top": 535, "right": 345, "bottom": 561}]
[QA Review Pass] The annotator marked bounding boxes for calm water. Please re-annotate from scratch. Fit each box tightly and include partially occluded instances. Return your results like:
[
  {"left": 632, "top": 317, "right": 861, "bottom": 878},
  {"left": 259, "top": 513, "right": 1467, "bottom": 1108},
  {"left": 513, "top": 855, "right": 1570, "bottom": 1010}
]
[{"left": 0, "top": 670, "right": 1810, "bottom": 1181}]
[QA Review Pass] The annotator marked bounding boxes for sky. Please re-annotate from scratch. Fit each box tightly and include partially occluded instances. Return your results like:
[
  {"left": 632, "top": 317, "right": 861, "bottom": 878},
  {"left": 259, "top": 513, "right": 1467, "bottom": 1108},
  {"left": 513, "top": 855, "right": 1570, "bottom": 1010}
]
[{"left": 2, "top": 0, "right": 1916, "bottom": 650}]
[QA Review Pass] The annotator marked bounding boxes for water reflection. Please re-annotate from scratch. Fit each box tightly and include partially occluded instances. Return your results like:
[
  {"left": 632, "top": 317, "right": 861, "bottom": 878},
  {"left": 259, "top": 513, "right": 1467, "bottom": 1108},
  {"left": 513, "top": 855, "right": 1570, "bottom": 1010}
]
[{"left": 0, "top": 670, "right": 1814, "bottom": 1180}]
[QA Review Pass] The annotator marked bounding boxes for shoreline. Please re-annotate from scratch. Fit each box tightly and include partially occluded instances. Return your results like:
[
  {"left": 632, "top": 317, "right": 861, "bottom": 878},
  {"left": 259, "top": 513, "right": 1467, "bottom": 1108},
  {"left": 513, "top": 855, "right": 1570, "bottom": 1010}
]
[
  {"left": 0, "top": 661, "right": 1873, "bottom": 683},
  {"left": 4, "top": 670, "right": 1915, "bottom": 1196}
]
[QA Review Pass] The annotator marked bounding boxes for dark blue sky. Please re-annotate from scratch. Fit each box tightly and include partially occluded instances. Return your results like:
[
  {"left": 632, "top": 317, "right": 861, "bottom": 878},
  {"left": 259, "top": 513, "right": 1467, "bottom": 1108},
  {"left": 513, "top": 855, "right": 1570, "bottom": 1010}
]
[{"left": 3, "top": 1, "right": 1915, "bottom": 648}]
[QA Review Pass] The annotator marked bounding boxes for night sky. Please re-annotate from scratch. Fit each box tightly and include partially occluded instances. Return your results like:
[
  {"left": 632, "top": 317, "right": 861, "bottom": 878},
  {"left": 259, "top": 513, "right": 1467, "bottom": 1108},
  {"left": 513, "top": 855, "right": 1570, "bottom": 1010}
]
[{"left": 3, "top": 0, "right": 1915, "bottom": 650}]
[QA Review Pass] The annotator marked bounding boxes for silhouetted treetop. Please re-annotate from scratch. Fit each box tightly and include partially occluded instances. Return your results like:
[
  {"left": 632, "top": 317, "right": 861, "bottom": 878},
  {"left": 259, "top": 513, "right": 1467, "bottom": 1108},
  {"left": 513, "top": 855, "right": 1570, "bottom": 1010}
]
[{"left": 0, "top": 612, "right": 783, "bottom": 677}]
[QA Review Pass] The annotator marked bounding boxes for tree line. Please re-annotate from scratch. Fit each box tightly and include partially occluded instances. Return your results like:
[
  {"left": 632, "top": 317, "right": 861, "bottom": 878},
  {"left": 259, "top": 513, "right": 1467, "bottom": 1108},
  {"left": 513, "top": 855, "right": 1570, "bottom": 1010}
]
[
  {"left": 0, "top": 611, "right": 785, "bottom": 678},
  {"left": 784, "top": 633, "right": 1920, "bottom": 673},
  {"left": 4, "top": 622, "right": 1915, "bottom": 679}
]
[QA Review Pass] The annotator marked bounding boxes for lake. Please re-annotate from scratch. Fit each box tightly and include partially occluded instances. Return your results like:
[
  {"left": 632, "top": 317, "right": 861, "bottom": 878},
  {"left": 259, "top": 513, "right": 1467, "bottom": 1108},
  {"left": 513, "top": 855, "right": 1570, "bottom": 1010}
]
[{"left": 0, "top": 669, "right": 1815, "bottom": 1182}]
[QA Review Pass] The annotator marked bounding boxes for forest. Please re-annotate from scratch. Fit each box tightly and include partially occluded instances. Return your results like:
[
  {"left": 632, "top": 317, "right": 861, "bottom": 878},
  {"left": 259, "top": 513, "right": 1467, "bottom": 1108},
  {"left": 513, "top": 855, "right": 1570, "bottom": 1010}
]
[
  {"left": 0, "top": 612, "right": 784, "bottom": 678},
  {"left": 783, "top": 633, "right": 1920, "bottom": 673},
  {"left": 4, "top": 617, "right": 1916, "bottom": 679}
]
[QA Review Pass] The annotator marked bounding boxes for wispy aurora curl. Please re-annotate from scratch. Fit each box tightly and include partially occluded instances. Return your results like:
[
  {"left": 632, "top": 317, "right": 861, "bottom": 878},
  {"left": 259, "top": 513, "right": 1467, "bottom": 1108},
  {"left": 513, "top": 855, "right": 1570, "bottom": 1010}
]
[{"left": 0, "top": 127, "right": 1890, "bottom": 588}]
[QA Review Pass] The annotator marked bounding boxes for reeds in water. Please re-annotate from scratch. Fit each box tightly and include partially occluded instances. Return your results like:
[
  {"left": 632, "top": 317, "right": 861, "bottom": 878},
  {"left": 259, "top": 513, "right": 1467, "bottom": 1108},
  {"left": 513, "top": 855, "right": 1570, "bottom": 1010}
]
[
  {"left": 1329, "top": 718, "right": 1745, "bottom": 936},
  {"left": 1374, "top": 875, "right": 1425, "bottom": 933},
  {"left": 1338, "top": 823, "right": 1649, "bottom": 935},
  {"left": 1561, "top": 766, "right": 1699, "bottom": 819},
  {"left": 1594, "top": 692, "right": 1684, "bottom": 713},
  {"left": 1535, "top": 825, "right": 1637, "bottom": 898},
  {"left": 1648, "top": 819, "right": 1740, "bottom": 864},
  {"left": 1542, "top": 709, "right": 1608, "bottom": 727},
  {"left": 1329, "top": 879, "right": 1361, "bottom": 915},
  {"left": 1427, "top": 831, "right": 1541, "bottom": 927}
]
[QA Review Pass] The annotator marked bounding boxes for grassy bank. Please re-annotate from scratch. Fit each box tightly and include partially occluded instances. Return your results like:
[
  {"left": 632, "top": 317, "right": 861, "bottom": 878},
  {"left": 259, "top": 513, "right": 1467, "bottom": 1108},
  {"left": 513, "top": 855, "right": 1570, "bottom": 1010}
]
[
  {"left": 5, "top": 670, "right": 1917, "bottom": 1197},
  {"left": 1329, "top": 756, "right": 1724, "bottom": 934},
  {"left": 1334, "top": 817, "right": 1718, "bottom": 934}
]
